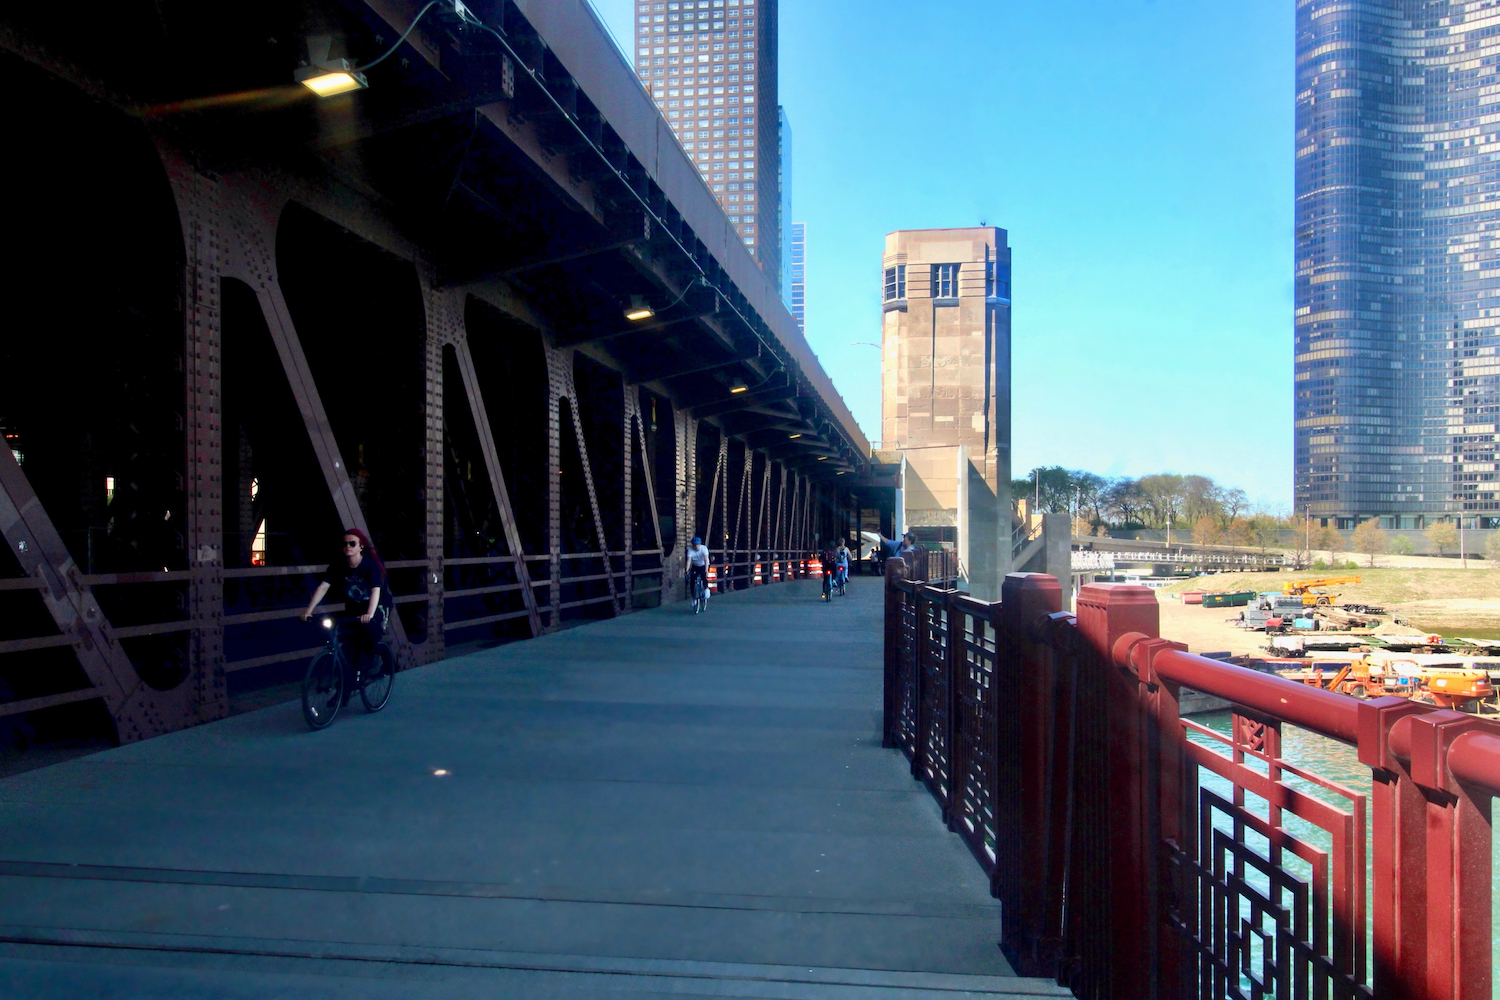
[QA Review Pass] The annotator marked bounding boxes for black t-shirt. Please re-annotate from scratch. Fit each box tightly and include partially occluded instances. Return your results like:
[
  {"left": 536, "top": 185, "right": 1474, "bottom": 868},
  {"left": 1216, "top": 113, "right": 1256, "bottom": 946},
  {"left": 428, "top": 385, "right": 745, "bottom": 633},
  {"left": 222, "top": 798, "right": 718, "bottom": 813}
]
[{"left": 322, "top": 559, "right": 392, "bottom": 624}]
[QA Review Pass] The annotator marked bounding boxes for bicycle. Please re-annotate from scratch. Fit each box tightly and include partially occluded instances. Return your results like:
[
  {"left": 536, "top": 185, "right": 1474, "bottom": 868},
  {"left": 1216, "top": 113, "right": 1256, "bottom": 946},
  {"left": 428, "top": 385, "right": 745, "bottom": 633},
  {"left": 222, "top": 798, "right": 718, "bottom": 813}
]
[
  {"left": 301, "top": 616, "right": 395, "bottom": 730},
  {"left": 691, "top": 572, "right": 709, "bottom": 614},
  {"left": 834, "top": 566, "right": 848, "bottom": 597}
]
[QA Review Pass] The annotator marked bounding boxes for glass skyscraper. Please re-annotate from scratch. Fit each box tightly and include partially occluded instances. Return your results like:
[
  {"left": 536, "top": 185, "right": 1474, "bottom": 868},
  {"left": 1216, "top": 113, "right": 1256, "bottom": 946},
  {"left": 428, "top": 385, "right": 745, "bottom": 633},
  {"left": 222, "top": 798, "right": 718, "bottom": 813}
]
[
  {"left": 1295, "top": 2, "right": 1500, "bottom": 529},
  {"left": 788, "top": 222, "right": 804, "bottom": 333}
]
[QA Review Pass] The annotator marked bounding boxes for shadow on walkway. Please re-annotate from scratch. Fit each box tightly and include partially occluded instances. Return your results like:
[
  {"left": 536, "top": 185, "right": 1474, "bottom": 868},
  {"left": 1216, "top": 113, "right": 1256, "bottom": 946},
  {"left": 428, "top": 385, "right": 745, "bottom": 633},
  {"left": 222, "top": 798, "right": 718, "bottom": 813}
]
[{"left": 0, "top": 577, "right": 1068, "bottom": 997}]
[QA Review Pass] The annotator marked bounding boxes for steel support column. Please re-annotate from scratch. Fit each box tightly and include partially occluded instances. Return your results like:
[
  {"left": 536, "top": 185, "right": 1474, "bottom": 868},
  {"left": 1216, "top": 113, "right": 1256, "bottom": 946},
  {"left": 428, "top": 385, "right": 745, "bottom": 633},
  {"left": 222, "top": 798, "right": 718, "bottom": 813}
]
[{"left": 167, "top": 153, "right": 229, "bottom": 722}]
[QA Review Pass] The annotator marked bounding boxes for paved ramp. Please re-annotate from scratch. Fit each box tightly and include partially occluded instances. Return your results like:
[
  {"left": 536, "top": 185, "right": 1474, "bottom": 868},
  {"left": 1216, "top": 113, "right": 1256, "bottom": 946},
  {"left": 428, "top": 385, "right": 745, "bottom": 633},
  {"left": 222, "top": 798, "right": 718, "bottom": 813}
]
[{"left": 0, "top": 578, "right": 1067, "bottom": 998}]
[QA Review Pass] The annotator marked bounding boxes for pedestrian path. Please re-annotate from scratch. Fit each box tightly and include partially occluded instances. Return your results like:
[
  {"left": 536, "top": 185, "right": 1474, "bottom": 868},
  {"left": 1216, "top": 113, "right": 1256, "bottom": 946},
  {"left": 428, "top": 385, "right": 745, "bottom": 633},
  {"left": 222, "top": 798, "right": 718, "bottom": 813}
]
[{"left": 0, "top": 577, "right": 1068, "bottom": 998}]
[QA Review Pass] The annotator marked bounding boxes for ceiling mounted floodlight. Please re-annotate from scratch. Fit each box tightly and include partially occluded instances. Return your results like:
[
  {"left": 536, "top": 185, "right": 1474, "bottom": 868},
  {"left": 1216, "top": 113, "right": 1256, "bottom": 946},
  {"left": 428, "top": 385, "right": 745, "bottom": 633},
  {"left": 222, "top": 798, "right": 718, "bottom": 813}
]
[
  {"left": 729, "top": 380, "right": 748, "bottom": 394},
  {"left": 295, "top": 59, "right": 367, "bottom": 97},
  {"left": 788, "top": 433, "right": 802, "bottom": 439},
  {"left": 817, "top": 456, "right": 827, "bottom": 461},
  {"left": 624, "top": 295, "right": 655, "bottom": 321},
  {"left": 296, "top": 2, "right": 450, "bottom": 98}
]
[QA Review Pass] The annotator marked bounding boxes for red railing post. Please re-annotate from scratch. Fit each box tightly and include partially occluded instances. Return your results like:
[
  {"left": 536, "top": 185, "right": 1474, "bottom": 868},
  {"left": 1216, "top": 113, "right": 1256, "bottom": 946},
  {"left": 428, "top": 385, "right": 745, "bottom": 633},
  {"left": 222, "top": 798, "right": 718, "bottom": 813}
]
[
  {"left": 1358, "top": 696, "right": 1432, "bottom": 1000},
  {"left": 997, "top": 572, "right": 1062, "bottom": 975},
  {"left": 1122, "top": 634, "right": 1192, "bottom": 1000},
  {"left": 1357, "top": 697, "right": 1500, "bottom": 1000},
  {"left": 1075, "top": 583, "right": 1159, "bottom": 1000}
]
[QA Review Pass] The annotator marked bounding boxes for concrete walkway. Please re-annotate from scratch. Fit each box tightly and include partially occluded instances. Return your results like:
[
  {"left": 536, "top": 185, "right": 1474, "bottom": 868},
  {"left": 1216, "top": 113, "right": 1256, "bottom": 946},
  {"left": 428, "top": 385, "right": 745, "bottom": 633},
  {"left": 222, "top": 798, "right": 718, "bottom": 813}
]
[{"left": 0, "top": 578, "right": 1067, "bottom": 998}]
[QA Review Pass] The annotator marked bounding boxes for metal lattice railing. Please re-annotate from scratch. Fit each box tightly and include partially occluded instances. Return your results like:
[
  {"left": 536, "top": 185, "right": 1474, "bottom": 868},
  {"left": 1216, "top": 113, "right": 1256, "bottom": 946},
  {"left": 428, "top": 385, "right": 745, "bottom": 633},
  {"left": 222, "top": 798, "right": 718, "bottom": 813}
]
[{"left": 882, "top": 562, "right": 1500, "bottom": 1000}]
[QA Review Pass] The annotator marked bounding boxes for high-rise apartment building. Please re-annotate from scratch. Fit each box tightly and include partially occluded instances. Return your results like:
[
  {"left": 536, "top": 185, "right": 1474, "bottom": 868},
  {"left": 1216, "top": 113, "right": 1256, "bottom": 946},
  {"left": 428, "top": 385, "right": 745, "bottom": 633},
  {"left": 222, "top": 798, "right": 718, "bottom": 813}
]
[
  {"left": 1296, "top": 3, "right": 1500, "bottom": 529},
  {"left": 788, "top": 222, "right": 805, "bottom": 333},
  {"left": 879, "top": 228, "right": 1012, "bottom": 595},
  {"left": 632, "top": 0, "right": 780, "bottom": 277},
  {"left": 778, "top": 106, "right": 792, "bottom": 296}
]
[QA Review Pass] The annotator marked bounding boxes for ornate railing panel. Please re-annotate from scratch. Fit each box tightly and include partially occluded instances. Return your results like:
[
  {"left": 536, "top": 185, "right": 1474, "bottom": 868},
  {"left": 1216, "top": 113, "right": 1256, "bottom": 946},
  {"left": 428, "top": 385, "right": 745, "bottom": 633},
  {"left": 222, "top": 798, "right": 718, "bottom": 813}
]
[
  {"left": 915, "top": 586, "right": 955, "bottom": 804},
  {"left": 951, "top": 595, "right": 1000, "bottom": 871},
  {"left": 881, "top": 562, "right": 1500, "bottom": 1000}
]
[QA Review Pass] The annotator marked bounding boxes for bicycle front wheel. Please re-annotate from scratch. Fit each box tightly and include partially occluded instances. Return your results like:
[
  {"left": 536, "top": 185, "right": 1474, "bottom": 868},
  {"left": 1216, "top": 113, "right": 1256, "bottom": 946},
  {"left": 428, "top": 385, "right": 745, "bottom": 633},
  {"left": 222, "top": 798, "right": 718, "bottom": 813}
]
[
  {"left": 301, "top": 651, "right": 343, "bottom": 730},
  {"left": 360, "top": 643, "right": 395, "bottom": 713}
]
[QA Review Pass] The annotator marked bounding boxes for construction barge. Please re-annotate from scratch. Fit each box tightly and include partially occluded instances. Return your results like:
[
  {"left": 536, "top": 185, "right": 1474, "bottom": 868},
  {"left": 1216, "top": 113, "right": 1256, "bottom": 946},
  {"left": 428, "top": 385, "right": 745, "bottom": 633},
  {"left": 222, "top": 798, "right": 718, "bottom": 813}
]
[{"left": 1178, "top": 575, "right": 1500, "bottom": 717}]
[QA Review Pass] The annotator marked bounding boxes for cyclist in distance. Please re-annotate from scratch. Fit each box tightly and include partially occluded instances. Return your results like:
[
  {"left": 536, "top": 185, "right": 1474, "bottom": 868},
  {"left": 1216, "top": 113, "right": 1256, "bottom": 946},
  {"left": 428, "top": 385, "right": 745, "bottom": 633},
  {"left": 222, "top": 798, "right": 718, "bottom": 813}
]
[
  {"left": 301, "top": 528, "right": 392, "bottom": 669},
  {"left": 819, "top": 542, "right": 837, "bottom": 602},
  {"left": 685, "top": 535, "right": 711, "bottom": 609},
  {"left": 833, "top": 538, "right": 852, "bottom": 596}
]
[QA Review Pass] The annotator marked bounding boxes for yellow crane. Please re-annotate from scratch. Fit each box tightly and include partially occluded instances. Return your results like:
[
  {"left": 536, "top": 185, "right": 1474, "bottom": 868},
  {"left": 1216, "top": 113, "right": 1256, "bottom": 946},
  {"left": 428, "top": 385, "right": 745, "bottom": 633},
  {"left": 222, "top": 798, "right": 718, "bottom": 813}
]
[{"left": 1281, "top": 576, "right": 1361, "bottom": 606}]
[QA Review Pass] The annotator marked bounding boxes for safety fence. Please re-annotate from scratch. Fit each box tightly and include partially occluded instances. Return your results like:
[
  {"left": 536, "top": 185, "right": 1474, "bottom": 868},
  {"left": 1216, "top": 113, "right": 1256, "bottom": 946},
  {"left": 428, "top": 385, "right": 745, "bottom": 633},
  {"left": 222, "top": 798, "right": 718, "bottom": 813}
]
[{"left": 883, "top": 562, "right": 1500, "bottom": 1000}]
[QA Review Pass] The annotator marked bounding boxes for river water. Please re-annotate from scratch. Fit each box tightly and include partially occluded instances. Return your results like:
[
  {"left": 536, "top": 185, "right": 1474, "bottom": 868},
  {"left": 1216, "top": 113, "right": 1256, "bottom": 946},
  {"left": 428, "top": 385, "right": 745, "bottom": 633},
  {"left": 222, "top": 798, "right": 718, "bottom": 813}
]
[{"left": 1187, "top": 710, "right": 1497, "bottom": 995}]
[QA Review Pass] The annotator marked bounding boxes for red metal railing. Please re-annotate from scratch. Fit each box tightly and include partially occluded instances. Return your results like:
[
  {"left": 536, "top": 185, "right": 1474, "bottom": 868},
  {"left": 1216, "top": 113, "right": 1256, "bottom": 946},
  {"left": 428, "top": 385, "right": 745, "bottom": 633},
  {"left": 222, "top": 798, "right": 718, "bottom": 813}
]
[{"left": 883, "top": 564, "right": 1500, "bottom": 1000}]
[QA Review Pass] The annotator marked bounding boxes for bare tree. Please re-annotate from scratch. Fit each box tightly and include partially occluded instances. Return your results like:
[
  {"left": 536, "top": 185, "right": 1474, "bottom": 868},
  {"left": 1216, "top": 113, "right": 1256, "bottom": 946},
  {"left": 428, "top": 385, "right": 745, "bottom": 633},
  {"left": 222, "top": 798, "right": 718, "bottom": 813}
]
[{"left": 1217, "top": 487, "right": 1248, "bottom": 529}]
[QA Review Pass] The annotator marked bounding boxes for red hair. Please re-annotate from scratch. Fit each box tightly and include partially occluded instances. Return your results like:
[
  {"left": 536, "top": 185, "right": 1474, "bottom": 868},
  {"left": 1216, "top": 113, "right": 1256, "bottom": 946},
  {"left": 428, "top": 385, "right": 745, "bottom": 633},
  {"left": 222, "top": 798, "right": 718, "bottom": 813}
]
[{"left": 341, "top": 528, "right": 385, "bottom": 575}]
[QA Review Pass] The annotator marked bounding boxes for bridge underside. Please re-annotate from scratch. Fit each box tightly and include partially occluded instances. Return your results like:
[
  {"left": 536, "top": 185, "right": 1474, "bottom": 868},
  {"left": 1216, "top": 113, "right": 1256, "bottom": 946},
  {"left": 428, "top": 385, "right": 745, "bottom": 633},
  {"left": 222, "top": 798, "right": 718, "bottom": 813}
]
[{"left": 0, "top": 1, "right": 877, "bottom": 753}]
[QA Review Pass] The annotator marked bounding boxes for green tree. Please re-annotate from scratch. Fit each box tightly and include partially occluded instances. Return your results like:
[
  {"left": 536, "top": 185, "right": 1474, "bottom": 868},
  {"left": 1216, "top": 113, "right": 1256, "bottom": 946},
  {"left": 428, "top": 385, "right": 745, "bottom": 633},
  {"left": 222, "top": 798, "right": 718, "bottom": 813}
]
[
  {"left": 1137, "top": 473, "right": 1187, "bottom": 528},
  {"left": 1181, "top": 475, "right": 1222, "bottom": 526},
  {"left": 1426, "top": 521, "right": 1459, "bottom": 557},
  {"left": 1486, "top": 532, "right": 1500, "bottom": 566},
  {"left": 1390, "top": 534, "right": 1415, "bottom": 556},
  {"left": 1074, "top": 471, "right": 1110, "bottom": 525},
  {"left": 1011, "top": 477, "right": 1036, "bottom": 516},
  {"left": 1351, "top": 519, "right": 1388, "bottom": 568},
  {"left": 1104, "top": 478, "right": 1147, "bottom": 527}
]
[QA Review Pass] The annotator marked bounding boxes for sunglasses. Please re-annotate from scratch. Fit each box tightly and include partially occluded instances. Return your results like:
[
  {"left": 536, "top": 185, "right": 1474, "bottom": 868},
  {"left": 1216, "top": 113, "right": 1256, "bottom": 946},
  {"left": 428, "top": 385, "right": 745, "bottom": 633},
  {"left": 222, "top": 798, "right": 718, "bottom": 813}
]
[{"left": 343, "top": 541, "right": 360, "bottom": 548}]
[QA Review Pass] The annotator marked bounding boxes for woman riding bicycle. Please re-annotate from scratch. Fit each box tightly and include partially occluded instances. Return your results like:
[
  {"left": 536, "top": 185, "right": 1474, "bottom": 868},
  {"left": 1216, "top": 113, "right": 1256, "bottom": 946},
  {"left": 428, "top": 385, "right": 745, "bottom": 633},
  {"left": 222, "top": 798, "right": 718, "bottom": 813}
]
[
  {"left": 685, "top": 536, "right": 710, "bottom": 608},
  {"left": 301, "top": 528, "right": 392, "bottom": 667}
]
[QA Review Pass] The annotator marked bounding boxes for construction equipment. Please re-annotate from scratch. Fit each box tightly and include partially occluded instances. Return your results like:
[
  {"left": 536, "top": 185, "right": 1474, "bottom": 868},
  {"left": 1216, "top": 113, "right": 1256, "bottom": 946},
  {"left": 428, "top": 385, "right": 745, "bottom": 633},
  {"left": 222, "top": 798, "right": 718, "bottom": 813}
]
[
  {"left": 1292, "top": 650, "right": 1496, "bottom": 712},
  {"left": 1281, "top": 576, "right": 1361, "bottom": 606}
]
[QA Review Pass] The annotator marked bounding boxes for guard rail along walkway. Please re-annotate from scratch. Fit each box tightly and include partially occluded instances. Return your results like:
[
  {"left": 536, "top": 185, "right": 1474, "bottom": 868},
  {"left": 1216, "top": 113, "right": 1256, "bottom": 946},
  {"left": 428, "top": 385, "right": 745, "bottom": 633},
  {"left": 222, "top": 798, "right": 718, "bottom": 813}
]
[{"left": 882, "top": 558, "right": 1500, "bottom": 1000}]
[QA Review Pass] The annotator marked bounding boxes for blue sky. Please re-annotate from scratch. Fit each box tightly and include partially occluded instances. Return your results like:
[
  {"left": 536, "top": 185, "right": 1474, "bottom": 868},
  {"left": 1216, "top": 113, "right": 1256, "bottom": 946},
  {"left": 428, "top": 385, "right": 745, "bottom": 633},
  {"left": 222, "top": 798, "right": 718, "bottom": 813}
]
[{"left": 593, "top": 0, "right": 1294, "bottom": 508}]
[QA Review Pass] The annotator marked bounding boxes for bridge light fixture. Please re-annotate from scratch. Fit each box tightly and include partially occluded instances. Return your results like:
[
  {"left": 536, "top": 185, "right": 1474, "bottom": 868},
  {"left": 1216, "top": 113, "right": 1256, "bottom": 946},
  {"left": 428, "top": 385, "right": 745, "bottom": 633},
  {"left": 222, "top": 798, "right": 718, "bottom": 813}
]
[
  {"left": 729, "top": 380, "right": 748, "bottom": 394},
  {"left": 817, "top": 456, "right": 827, "bottom": 461},
  {"left": 624, "top": 296, "right": 655, "bottom": 321},
  {"left": 788, "top": 433, "right": 802, "bottom": 439},
  {"left": 295, "top": 60, "right": 368, "bottom": 97}
]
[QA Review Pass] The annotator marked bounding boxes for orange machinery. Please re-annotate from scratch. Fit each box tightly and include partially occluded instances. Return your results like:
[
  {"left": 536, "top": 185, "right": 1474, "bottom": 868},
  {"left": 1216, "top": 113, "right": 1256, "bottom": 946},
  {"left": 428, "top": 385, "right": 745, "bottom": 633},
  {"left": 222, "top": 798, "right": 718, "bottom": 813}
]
[
  {"left": 1302, "top": 650, "right": 1495, "bottom": 711},
  {"left": 1281, "top": 576, "right": 1361, "bottom": 606}
]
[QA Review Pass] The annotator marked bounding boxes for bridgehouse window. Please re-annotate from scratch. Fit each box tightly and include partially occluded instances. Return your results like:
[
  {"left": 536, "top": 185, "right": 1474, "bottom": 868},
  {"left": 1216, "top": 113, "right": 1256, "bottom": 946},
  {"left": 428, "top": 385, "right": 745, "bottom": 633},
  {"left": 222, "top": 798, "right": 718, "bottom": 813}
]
[
  {"left": 932, "top": 263, "right": 959, "bottom": 299},
  {"left": 883, "top": 264, "right": 906, "bottom": 301}
]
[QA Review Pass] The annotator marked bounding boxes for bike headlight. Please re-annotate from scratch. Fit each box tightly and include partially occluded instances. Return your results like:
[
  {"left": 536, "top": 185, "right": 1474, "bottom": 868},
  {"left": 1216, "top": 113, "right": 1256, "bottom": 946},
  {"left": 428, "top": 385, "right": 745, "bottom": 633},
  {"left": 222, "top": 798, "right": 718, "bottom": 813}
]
[{"left": 321, "top": 617, "right": 334, "bottom": 630}]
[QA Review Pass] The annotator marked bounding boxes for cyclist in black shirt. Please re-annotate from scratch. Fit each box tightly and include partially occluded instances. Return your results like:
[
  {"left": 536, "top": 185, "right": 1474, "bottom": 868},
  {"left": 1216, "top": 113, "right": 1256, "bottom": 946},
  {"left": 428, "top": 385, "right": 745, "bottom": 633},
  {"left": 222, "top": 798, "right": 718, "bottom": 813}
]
[{"left": 301, "top": 528, "right": 392, "bottom": 667}]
